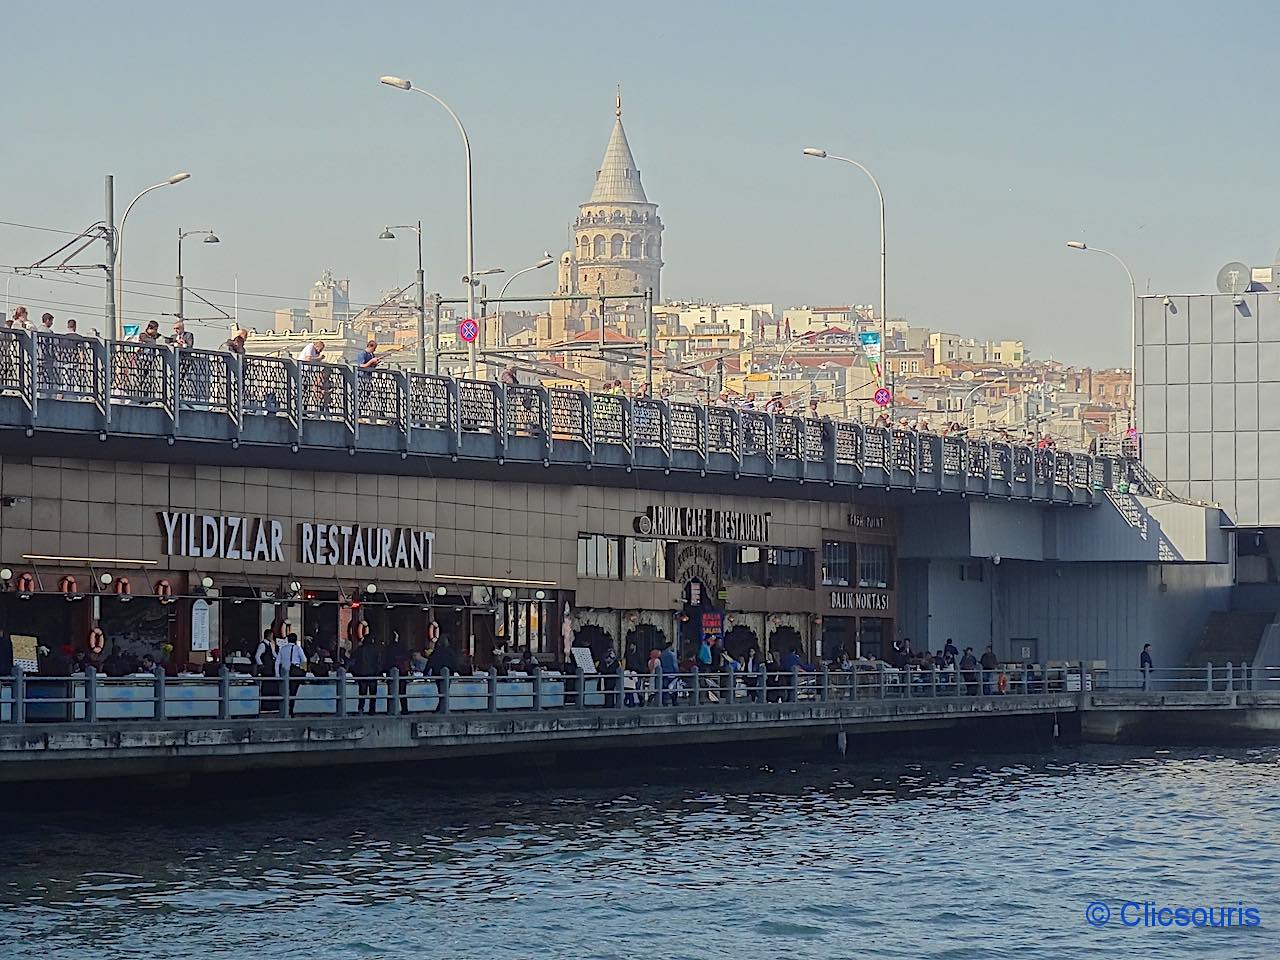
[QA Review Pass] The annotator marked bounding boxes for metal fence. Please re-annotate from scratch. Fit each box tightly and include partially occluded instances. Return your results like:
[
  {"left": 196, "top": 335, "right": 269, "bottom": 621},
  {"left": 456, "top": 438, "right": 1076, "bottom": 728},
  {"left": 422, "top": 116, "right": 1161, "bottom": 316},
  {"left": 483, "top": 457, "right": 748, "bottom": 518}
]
[
  {"left": 0, "top": 332, "right": 1126, "bottom": 494},
  {"left": 4, "top": 663, "right": 1271, "bottom": 725}
]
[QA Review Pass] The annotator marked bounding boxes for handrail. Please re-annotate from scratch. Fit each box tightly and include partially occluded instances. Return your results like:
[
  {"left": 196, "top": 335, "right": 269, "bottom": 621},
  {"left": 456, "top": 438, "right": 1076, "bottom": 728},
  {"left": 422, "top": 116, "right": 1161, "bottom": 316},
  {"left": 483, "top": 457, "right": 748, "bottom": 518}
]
[
  {"left": 3, "top": 662, "right": 1268, "bottom": 726},
  {"left": 0, "top": 331, "right": 1138, "bottom": 497}
]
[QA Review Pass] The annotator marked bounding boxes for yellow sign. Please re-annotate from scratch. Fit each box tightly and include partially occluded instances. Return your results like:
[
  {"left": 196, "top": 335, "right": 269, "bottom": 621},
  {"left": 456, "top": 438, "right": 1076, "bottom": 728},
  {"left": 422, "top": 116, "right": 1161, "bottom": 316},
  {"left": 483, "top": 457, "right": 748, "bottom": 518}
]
[{"left": 11, "top": 634, "right": 38, "bottom": 672}]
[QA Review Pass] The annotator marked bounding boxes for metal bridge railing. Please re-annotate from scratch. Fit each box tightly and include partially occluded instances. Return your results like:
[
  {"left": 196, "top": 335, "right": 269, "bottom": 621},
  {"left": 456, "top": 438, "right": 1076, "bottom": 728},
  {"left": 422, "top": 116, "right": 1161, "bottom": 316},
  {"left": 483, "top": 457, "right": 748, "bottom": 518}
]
[
  {"left": 5, "top": 663, "right": 1265, "bottom": 727},
  {"left": 407, "top": 372, "right": 454, "bottom": 432},
  {"left": 356, "top": 368, "right": 405, "bottom": 429},
  {"left": 549, "top": 389, "right": 589, "bottom": 446},
  {"left": 242, "top": 354, "right": 296, "bottom": 423},
  {"left": 178, "top": 349, "right": 237, "bottom": 417},
  {"left": 0, "top": 337, "right": 1130, "bottom": 496}
]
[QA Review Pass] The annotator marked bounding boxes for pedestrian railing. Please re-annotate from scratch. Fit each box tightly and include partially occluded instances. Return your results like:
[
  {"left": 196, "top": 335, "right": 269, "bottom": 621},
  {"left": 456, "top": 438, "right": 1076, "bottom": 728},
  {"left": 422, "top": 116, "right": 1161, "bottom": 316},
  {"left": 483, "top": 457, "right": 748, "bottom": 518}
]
[
  {"left": 0, "top": 329, "right": 1129, "bottom": 499},
  {"left": 5, "top": 663, "right": 1269, "bottom": 726}
]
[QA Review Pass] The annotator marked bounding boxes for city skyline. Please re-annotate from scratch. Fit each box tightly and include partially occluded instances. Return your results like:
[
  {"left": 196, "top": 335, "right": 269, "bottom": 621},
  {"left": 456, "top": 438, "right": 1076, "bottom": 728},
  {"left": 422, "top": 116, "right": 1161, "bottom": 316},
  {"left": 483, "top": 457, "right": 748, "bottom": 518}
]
[{"left": 3, "top": 1, "right": 1279, "bottom": 366}]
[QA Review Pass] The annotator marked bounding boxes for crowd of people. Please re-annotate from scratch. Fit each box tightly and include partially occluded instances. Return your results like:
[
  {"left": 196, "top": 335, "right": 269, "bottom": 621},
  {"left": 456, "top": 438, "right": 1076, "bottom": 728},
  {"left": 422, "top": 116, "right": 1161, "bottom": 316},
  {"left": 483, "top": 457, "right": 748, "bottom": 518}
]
[{"left": 3, "top": 307, "right": 1101, "bottom": 455}]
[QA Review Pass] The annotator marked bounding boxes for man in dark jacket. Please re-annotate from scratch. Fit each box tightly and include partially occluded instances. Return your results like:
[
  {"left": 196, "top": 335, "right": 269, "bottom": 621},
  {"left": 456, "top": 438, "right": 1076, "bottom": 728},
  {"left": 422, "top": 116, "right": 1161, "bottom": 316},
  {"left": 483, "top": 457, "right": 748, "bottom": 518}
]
[
  {"left": 353, "top": 634, "right": 383, "bottom": 714},
  {"left": 979, "top": 645, "right": 999, "bottom": 694},
  {"left": 959, "top": 647, "right": 980, "bottom": 696}
]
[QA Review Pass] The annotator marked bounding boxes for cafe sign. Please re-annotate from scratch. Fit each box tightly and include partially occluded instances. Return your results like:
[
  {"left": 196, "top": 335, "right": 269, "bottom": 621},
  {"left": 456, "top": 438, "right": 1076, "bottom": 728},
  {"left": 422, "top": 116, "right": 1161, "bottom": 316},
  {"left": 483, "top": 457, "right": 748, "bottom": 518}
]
[
  {"left": 635, "top": 505, "right": 770, "bottom": 543},
  {"left": 830, "top": 590, "right": 890, "bottom": 612},
  {"left": 159, "top": 512, "right": 433, "bottom": 571}
]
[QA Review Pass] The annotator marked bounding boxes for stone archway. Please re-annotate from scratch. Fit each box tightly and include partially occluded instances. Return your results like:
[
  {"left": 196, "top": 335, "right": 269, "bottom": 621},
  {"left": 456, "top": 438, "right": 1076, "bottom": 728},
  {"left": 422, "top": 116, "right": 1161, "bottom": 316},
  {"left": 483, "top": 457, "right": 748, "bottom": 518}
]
[
  {"left": 573, "top": 623, "right": 614, "bottom": 664},
  {"left": 768, "top": 625, "right": 803, "bottom": 657},
  {"left": 724, "top": 624, "right": 760, "bottom": 661}
]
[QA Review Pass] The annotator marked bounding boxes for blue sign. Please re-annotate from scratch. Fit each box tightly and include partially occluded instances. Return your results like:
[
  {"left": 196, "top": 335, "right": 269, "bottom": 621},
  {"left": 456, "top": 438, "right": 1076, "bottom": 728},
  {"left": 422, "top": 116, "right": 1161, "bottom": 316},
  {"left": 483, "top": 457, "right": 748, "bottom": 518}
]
[
  {"left": 458, "top": 318, "right": 479, "bottom": 344},
  {"left": 874, "top": 387, "right": 892, "bottom": 407}
]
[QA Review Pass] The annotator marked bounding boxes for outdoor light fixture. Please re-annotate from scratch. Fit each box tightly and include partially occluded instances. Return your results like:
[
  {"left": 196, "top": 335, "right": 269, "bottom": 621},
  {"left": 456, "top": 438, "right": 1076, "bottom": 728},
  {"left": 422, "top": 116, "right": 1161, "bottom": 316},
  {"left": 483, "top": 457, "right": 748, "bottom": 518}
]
[
  {"left": 436, "top": 586, "right": 447, "bottom": 596},
  {"left": 366, "top": 583, "right": 378, "bottom": 594},
  {"left": 0, "top": 568, "right": 10, "bottom": 581},
  {"left": 801, "top": 147, "right": 828, "bottom": 158},
  {"left": 201, "top": 576, "right": 214, "bottom": 589},
  {"left": 99, "top": 572, "right": 113, "bottom": 586},
  {"left": 534, "top": 590, "right": 546, "bottom": 600},
  {"left": 501, "top": 588, "right": 513, "bottom": 599},
  {"left": 288, "top": 580, "right": 302, "bottom": 593},
  {"left": 379, "top": 75, "right": 412, "bottom": 90},
  {"left": 379, "top": 227, "right": 396, "bottom": 240}
]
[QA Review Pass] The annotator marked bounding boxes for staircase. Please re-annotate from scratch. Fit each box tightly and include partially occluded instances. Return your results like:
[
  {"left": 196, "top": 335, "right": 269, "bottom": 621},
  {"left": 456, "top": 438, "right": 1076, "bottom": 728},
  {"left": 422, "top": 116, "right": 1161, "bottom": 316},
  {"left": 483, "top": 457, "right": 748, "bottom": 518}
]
[{"left": 1184, "top": 611, "right": 1276, "bottom": 667}]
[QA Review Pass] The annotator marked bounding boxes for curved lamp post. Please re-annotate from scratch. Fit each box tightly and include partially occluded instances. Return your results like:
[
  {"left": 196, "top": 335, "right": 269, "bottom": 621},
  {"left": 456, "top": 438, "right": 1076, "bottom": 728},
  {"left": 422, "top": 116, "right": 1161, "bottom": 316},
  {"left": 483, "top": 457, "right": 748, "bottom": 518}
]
[
  {"left": 802, "top": 147, "right": 886, "bottom": 386},
  {"left": 492, "top": 253, "right": 554, "bottom": 347},
  {"left": 176, "top": 228, "right": 219, "bottom": 324},
  {"left": 115, "top": 172, "right": 190, "bottom": 339},
  {"left": 379, "top": 76, "right": 478, "bottom": 377},
  {"left": 380, "top": 221, "right": 426, "bottom": 372},
  {"left": 1066, "top": 240, "right": 1137, "bottom": 427}
]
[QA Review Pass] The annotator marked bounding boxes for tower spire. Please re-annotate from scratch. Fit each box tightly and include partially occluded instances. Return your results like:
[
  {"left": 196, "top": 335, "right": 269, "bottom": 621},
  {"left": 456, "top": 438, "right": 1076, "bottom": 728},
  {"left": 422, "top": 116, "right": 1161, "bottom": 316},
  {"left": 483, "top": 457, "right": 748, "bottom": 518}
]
[{"left": 615, "top": 85, "right": 622, "bottom": 119}]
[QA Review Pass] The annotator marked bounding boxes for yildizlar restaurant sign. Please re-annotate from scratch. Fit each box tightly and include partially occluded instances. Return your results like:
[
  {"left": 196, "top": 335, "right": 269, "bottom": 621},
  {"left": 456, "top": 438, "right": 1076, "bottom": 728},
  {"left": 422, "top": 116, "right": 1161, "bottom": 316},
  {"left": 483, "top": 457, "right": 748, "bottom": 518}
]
[{"left": 158, "top": 512, "right": 434, "bottom": 571}]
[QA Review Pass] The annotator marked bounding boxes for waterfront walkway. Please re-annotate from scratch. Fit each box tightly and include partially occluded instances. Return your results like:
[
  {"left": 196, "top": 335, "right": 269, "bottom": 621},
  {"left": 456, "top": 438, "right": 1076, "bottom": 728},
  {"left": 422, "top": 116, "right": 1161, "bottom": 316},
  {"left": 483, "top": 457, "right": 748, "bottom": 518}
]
[{"left": 3, "top": 666, "right": 1277, "bottom": 782}]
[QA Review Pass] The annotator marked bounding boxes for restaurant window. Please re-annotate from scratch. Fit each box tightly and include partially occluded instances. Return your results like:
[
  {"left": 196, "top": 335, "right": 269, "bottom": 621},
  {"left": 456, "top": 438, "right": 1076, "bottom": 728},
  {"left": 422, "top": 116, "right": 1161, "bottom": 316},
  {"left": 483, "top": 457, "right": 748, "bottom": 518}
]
[
  {"left": 497, "top": 598, "right": 554, "bottom": 654},
  {"left": 767, "top": 547, "right": 813, "bottom": 588},
  {"left": 626, "top": 538, "right": 668, "bottom": 579},
  {"left": 822, "top": 541, "right": 852, "bottom": 586},
  {"left": 858, "top": 543, "right": 892, "bottom": 588},
  {"left": 721, "top": 544, "right": 767, "bottom": 585},
  {"left": 577, "top": 534, "right": 621, "bottom": 579}
]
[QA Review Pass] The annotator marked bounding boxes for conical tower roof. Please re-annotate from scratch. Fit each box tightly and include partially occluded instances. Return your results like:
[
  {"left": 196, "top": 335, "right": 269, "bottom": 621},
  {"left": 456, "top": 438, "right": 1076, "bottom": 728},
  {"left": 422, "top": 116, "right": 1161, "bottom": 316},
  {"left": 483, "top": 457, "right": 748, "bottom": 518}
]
[{"left": 588, "top": 94, "right": 648, "bottom": 204}]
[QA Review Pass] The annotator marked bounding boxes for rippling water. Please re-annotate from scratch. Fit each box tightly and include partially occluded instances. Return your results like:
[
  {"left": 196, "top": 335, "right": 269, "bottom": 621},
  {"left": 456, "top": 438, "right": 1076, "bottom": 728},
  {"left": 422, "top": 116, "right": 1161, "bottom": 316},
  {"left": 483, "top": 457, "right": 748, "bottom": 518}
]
[{"left": 1, "top": 745, "right": 1277, "bottom": 959}]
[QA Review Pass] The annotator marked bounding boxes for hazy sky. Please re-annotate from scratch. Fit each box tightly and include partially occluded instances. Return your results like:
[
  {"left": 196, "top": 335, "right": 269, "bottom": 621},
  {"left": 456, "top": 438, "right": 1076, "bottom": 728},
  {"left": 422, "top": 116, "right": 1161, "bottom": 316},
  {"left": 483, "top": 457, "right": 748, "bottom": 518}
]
[{"left": 2, "top": 0, "right": 1277, "bottom": 365}]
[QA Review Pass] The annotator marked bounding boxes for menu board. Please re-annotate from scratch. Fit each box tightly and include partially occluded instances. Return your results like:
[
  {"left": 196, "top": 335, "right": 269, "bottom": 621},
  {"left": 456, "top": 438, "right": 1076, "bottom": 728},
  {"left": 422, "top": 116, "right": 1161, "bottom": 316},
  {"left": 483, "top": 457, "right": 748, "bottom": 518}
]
[{"left": 11, "top": 635, "right": 38, "bottom": 673}]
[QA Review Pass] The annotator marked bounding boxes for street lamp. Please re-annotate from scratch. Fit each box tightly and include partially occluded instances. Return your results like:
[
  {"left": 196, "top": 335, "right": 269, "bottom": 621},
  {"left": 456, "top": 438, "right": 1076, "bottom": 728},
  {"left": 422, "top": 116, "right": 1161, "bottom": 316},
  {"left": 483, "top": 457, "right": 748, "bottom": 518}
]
[
  {"left": 492, "top": 253, "right": 554, "bottom": 346},
  {"left": 802, "top": 146, "right": 887, "bottom": 396},
  {"left": 1066, "top": 240, "right": 1137, "bottom": 427},
  {"left": 380, "top": 221, "right": 426, "bottom": 373},
  {"left": 176, "top": 228, "right": 219, "bottom": 324},
  {"left": 115, "top": 172, "right": 190, "bottom": 339},
  {"left": 379, "top": 75, "right": 479, "bottom": 377}
]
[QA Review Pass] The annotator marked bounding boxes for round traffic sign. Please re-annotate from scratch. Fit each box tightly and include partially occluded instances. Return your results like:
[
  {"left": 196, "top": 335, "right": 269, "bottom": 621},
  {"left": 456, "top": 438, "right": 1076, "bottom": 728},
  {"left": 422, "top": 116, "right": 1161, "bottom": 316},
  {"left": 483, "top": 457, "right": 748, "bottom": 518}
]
[
  {"left": 873, "top": 387, "right": 892, "bottom": 407},
  {"left": 458, "top": 318, "right": 479, "bottom": 344}
]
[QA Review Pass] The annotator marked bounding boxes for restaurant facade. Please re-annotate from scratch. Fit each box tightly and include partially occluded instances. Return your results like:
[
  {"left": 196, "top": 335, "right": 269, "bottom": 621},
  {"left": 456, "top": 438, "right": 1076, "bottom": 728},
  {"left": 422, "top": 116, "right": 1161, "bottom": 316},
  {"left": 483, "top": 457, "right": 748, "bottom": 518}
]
[{"left": 0, "top": 453, "right": 900, "bottom": 671}]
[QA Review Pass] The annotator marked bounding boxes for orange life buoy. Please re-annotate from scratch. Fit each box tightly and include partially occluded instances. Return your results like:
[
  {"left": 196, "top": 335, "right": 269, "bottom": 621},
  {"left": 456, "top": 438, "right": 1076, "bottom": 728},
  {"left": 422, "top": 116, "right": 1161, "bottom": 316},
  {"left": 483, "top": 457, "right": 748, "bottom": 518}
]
[
  {"left": 15, "top": 572, "right": 36, "bottom": 593},
  {"left": 87, "top": 629, "right": 105, "bottom": 656},
  {"left": 996, "top": 673, "right": 1009, "bottom": 694},
  {"left": 113, "top": 576, "right": 131, "bottom": 595},
  {"left": 58, "top": 575, "right": 79, "bottom": 595}
]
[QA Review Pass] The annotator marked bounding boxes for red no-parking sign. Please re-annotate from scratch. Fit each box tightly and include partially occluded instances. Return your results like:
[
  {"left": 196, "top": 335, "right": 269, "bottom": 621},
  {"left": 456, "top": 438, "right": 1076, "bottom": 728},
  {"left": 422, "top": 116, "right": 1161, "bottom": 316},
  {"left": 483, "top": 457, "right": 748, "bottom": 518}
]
[
  {"left": 458, "top": 318, "right": 479, "bottom": 343},
  {"left": 874, "top": 387, "right": 892, "bottom": 407}
]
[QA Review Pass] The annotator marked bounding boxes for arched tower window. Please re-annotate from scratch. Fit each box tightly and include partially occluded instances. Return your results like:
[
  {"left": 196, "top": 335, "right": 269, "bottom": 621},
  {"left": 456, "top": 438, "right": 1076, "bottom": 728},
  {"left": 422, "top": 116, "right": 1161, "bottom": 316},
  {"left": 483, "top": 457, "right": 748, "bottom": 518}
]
[
  {"left": 645, "top": 238, "right": 657, "bottom": 259},
  {"left": 610, "top": 234, "right": 624, "bottom": 257},
  {"left": 579, "top": 235, "right": 590, "bottom": 259},
  {"left": 593, "top": 235, "right": 605, "bottom": 258},
  {"left": 628, "top": 237, "right": 642, "bottom": 258}
]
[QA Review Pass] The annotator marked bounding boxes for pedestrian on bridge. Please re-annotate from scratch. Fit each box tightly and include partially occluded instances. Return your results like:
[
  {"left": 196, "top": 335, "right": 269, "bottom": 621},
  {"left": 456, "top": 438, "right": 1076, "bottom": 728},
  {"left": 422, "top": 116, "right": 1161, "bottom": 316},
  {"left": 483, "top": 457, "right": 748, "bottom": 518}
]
[{"left": 1140, "top": 643, "right": 1154, "bottom": 689}]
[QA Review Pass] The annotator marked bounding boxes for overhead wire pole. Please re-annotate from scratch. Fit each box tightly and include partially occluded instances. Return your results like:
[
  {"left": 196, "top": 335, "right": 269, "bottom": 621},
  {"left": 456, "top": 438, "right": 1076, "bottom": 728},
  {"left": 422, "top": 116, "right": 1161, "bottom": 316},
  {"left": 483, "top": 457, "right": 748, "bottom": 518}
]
[
  {"left": 104, "top": 176, "right": 116, "bottom": 343},
  {"left": 646, "top": 287, "right": 654, "bottom": 393}
]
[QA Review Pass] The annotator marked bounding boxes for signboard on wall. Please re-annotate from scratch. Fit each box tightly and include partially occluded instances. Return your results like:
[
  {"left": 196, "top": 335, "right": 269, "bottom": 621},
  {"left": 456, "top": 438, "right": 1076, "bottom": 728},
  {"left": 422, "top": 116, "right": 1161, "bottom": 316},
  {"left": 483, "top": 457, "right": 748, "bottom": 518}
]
[
  {"left": 158, "top": 512, "right": 434, "bottom": 571},
  {"left": 829, "top": 591, "right": 890, "bottom": 612},
  {"left": 11, "top": 635, "right": 38, "bottom": 673},
  {"left": 190, "top": 599, "right": 211, "bottom": 652},
  {"left": 636, "top": 506, "right": 770, "bottom": 543},
  {"left": 701, "top": 612, "right": 724, "bottom": 641}
]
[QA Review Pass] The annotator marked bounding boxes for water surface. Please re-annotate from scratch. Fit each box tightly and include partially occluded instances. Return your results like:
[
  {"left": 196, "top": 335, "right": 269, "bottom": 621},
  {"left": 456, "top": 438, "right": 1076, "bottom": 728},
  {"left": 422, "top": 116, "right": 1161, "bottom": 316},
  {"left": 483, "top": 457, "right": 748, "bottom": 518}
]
[{"left": 1, "top": 745, "right": 1276, "bottom": 959}]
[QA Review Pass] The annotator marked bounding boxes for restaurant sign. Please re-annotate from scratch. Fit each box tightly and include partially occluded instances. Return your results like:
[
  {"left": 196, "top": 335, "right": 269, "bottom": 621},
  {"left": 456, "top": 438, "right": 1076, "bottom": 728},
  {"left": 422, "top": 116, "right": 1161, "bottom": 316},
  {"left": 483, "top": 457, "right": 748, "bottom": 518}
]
[
  {"left": 848, "top": 513, "right": 886, "bottom": 530},
  {"left": 158, "top": 512, "right": 433, "bottom": 571},
  {"left": 829, "top": 590, "right": 890, "bottom": 612},
  {"left": 635, "top": 506, "right": 770, "bottom": 543}
]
